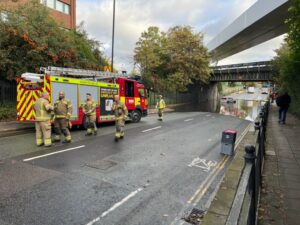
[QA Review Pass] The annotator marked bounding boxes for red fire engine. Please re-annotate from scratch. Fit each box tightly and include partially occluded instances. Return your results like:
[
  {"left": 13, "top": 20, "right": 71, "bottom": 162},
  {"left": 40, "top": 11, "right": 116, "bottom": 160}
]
[{"left": 16, "top": 67, "right": 148, "bottom": 127}]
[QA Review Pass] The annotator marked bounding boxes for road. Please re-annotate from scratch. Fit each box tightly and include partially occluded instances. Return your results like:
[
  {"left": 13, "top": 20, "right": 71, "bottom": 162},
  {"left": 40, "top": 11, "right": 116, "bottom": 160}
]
[
  {"left": 0, "top": 111, "right": 251, "bottom": 225},
  {"left": 221, "top": 89, "right": 269, "bottom": 121}
]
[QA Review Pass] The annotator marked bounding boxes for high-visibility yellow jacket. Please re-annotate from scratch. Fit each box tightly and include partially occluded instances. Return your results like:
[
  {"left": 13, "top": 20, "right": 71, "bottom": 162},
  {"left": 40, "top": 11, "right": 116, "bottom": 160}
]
[
  {"left": 157, "top": 99, "right": 166, "bottom": 109},
  {"left": 83, "top": 100, "right": 96, "bottom": 116},
  {"left": 54, "top": 98, "right": 72, "bottom": 119},
  {"left": 34, "top": 98, "right": 53, "bottom": 121}
]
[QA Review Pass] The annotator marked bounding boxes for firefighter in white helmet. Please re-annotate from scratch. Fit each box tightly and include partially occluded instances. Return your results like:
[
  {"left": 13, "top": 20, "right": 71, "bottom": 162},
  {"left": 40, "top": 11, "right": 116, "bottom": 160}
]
[
  {"left": 112, "top": 95, "right": 128, "bottom": 141},
  {"left": 156, "top": 95, "right": 166, "bottom": 121},
  {"left": 53, "top": 91, "right": 72, "bottom": 143},
  {"left": 82, "top": 93, "right": 97, "bottom": 136},
  {"left": 33, "top": 92, "right": 53, "bottom": 147}
]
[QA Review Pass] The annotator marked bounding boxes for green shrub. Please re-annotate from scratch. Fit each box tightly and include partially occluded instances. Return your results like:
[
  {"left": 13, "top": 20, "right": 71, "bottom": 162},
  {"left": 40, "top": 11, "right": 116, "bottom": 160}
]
[{"left": 0, "top": 104, "right": 16, "bottom": 121}]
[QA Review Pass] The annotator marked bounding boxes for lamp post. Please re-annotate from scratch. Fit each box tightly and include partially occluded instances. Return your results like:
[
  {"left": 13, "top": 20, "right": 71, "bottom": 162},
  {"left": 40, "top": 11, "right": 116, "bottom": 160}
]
[{"left": 111, "top": 0, "right": 116, "bottom": 72}]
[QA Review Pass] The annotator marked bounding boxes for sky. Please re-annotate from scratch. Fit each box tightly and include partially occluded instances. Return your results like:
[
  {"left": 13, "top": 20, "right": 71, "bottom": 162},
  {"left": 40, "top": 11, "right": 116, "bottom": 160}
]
[{"left": 77, "top": 0, "right": 285, "bottom": 72}]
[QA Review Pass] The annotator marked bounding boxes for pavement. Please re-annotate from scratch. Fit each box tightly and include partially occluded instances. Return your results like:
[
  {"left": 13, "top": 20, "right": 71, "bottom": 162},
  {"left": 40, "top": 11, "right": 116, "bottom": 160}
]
[
  {"left": 258, "top": 104, "right": 300, "bottom": 225},
  {"left": 0, "top": 121, "right": 35, "bottom": 138}
]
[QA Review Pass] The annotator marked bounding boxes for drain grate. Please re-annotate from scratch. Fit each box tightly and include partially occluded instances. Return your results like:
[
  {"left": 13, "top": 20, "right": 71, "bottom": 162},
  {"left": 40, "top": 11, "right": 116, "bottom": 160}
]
[
  {"left": 183, "top": 208, "right": 206, "bottom": 225},
  {"left": 86, "top": 160, "right": 117, "bottom": 170}
]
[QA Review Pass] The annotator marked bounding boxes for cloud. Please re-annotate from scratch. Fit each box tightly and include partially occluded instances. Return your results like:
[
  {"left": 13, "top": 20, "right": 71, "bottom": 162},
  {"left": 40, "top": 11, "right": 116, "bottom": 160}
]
[{"left": 77, "top": 0, "right": 285, "bottom": 72}]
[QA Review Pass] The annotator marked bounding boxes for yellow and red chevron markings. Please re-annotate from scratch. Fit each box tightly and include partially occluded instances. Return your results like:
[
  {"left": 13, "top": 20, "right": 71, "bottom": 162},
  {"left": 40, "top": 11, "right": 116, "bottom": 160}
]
[{"left": 16, "top": 75, "right": 51, "bottom": 121}]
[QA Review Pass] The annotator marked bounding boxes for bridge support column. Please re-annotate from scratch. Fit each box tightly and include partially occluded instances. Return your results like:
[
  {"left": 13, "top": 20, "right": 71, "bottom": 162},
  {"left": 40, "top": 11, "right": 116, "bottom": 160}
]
[{"left": 196, "top": 82, "right": 220, "bottom": 112}]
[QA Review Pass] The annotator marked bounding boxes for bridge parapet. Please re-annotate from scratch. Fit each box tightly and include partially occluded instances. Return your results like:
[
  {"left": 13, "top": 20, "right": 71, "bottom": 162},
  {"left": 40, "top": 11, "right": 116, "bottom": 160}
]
[{"left": 210, "top": 61, "right": 273, "bottom": 82}]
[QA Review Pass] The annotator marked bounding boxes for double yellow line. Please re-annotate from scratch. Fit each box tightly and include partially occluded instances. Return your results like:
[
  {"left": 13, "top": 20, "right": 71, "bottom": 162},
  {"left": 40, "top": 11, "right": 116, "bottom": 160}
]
[{"left": 171, "top": 123, "right": 251, "bottom": 225}]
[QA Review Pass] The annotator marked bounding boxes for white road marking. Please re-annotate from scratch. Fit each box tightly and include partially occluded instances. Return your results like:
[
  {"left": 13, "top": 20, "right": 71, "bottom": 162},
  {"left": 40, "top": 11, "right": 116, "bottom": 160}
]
[
  {"left": 208, "top": 139, "right": 212, "bottom": 142},
  {"left": 23, "top": 145, "right": 85, "bottom": 162},
  {"left": 86, "top": 188, "right": 143, "bottom": 225},
  {"left": 184, "top": 118, "right": 194, "bottom": 122},
  {"left": 142, "top": 126, "right": 162, "bottom": 133}
]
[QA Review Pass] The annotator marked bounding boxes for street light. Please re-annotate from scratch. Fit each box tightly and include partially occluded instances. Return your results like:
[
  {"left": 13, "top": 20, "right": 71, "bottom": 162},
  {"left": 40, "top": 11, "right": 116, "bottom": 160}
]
[{"left": 111, "top": 0, "right": 116, "bottom": 72}]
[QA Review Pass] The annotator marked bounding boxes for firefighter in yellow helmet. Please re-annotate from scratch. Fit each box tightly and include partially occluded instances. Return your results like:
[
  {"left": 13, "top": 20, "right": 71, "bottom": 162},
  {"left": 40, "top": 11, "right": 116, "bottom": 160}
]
[
  {"left": 83, "top": 93, "right": 97, "bottom": 136},
  {"left": 156, "top": 95, "right": 166, "bottom": 121},
  {"left": 33, "top": 92, "right": 53, "bottom": 147},
  {"left": 53, "top": 91, "right": 73, "bottom": 143},
  {"left": 112, "top": 95, "right": 128, "bottom": 142}
]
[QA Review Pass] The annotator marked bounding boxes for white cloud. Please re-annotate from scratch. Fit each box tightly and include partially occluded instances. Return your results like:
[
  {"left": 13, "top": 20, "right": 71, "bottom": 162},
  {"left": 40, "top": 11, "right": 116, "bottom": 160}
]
[{"left": 77, "top": 0, "right": 285, "bottom": 72}]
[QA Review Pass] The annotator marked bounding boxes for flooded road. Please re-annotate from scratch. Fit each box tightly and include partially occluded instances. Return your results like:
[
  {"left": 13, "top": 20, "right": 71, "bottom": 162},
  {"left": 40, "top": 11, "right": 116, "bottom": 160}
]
[{"left": 220, "top": 89, "right": 269, "bottom": 121}]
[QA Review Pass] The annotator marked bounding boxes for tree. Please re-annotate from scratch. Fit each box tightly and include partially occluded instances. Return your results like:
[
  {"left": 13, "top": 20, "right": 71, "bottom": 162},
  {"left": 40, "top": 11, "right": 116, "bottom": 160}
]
[
  {"left": 134, "top": 26, "right": 167, "bottom": 90},
  {"left": 0, "top": 0, "right": 109, "bottom": 79},
  {"left": 272, "top": 0, "right": 300, "bottom": 117},
  {"left": 164, "top": 26, "right": 211, "bottom": 91},
  {"left": 134, "top": 25, "right": 211, "bottom": 92}
]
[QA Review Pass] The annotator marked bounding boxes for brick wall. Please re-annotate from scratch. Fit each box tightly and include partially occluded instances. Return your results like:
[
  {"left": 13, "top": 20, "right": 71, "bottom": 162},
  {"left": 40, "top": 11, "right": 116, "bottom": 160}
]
[{"left": 0, "top": 0, "right": 76, "bottom": 29}]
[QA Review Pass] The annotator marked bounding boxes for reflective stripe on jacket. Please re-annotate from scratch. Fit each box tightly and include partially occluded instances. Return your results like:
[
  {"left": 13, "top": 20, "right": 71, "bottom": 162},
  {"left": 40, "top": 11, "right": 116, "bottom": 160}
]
[
  {"left": 34, "top": 98, "right": 53, "bottom": 121},
  {"left": 112, "top": 102, "right": 128, "bottom": 120},
  {"left": 54, "top": 98, "right": 72, "bottom": 118},
  {"left": 83, "top": 100, "right": 96, "bottom": 116},
  {"left": 157, "top": 99, "right": 166, "bottom": 109}
]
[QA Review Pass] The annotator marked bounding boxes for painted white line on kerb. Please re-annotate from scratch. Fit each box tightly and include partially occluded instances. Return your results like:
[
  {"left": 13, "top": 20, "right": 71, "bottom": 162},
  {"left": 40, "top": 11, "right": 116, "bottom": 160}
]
[
  {"left": 23, "top": 145, "right": 85, "bottom": 162},
  {"left": 86, "top": 188, "right": 143, "bottom": 225},
  {"left": 142, "top": 126, "right": 162, "bottom": 133},
  {"left": 184, "top": 118, "right": 194, "bottom": 122}
]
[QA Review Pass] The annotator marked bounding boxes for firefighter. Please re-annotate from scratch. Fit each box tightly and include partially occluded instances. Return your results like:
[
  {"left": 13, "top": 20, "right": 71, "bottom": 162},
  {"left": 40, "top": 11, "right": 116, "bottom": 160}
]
[
  {"left": 83, "top": 93, "right": 97, "bottom": 136},
  {"left": 156, "top": 95, "right": 166, "bottom": 121},
  {"left": 53, "top": 91, "right": 72, "bottom": 143},
  {"left": 33, "top": 92, "right": 53, "bottom": 147},
  {"left": 112, "top": 95, "right": 128, "bottom": 142}
]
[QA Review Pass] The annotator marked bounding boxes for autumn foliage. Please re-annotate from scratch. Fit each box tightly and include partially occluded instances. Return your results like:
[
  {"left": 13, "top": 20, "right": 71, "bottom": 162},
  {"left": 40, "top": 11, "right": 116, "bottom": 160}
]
[{"left": 0, "top": 0, "right": 109, "bottom": 79}]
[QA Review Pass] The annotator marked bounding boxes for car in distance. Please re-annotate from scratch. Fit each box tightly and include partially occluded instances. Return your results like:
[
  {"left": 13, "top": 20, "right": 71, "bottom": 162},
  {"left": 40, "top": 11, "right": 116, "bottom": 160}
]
[
  {"left": 261, "top": 87, "right": 268, "bottom": 94},
  {"left": 247, "top": 86, "right": 255, "bottom": 94},
  {"left": 226, "top": 97, "right": 236, "bottom": 104}
]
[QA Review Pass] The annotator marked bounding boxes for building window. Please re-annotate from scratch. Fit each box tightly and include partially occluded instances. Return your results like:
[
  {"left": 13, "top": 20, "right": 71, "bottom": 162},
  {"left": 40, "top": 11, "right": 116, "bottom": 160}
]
[
  {"left": 56, "top": 1, "right": 64, "bottom": 13},
  {"left": 46, "top": 0, "right": 55, "bottom": 9},
  {"left": 63, "top": 4, "right": 70, "bottom": 15},
  {"left": 40, "top": 0, "right": 70, "bottom": 15},
  {"left": 0, "top": 11, "right": 8, "bottom": 21}
]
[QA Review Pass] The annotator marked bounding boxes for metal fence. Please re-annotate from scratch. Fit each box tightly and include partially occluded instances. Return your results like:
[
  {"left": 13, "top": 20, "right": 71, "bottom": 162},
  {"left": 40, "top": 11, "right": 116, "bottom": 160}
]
[
  {"left": 0, "top": 80, "right": 16, "bottom": 105},
  {"left": 226, "top": 102, "right": 269, "bottom": 225},
  {"left": 148, "top": 91, "right": 197, "bottom": 107}
]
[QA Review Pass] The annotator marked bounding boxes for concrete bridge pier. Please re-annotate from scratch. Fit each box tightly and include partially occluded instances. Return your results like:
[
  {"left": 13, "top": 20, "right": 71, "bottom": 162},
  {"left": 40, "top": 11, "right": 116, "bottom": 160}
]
[{"left": 196, "top": 82, "right": 220, "bottom": 112}]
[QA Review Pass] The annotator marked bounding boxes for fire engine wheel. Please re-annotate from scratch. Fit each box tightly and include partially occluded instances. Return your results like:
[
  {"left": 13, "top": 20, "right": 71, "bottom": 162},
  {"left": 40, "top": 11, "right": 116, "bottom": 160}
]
[{"left": 131, "top": 110, "right": 141, "bottom": 123}]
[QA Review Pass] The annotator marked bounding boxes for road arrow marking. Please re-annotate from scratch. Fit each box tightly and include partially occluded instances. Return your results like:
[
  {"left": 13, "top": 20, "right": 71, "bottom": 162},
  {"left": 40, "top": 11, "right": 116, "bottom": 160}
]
[{"left": 184, "top": 118, "right": 194, "bottom": 122}]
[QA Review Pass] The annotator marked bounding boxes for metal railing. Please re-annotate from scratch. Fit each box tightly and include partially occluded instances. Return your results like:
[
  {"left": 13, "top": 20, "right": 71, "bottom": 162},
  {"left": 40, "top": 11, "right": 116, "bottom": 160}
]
[{"left": 226, "top": 102, "right": 269, "bottom": 225}]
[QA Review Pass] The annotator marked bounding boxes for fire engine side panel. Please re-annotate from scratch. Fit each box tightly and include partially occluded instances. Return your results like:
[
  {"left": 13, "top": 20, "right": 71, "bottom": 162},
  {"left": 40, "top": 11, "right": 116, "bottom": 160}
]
[
  {"left": 51, "top": 82, "right": 78, "bottom": 119},
  {"left": 99, "top": 86, "right": 119, "bottom": 121},
  {"left": 79, "top": 86, "right": 99, "bottom": 105}
]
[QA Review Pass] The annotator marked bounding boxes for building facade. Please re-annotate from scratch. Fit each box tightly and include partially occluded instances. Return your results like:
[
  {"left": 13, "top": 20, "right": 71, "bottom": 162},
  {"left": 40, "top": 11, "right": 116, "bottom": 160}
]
[{"left": 0, "top": 0, "right": 76, "bottom": 29}]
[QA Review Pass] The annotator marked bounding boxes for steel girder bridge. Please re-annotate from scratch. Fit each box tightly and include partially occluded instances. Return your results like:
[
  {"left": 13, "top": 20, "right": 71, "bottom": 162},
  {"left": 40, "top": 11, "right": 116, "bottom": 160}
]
[{"left": 210, "top": 61, "right": 273, "bottom": 82}]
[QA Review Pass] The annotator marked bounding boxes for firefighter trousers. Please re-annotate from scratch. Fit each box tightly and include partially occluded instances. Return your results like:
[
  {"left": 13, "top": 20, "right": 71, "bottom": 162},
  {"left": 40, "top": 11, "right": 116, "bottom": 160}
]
[
  {"left": 158, "top": 109, "right": 164, "bottom": 120},
  {"left": 86, "top": 115, "right": 97, "bottom": 135},
  {"left": 35, "top": 121, "right": 52, "bottom": 146},
  {"left": 115, "top": 119, "right": 125, "bottom": 138},
  {"left": 54, "top": 118, "right": 71, "bottom": 142}
]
